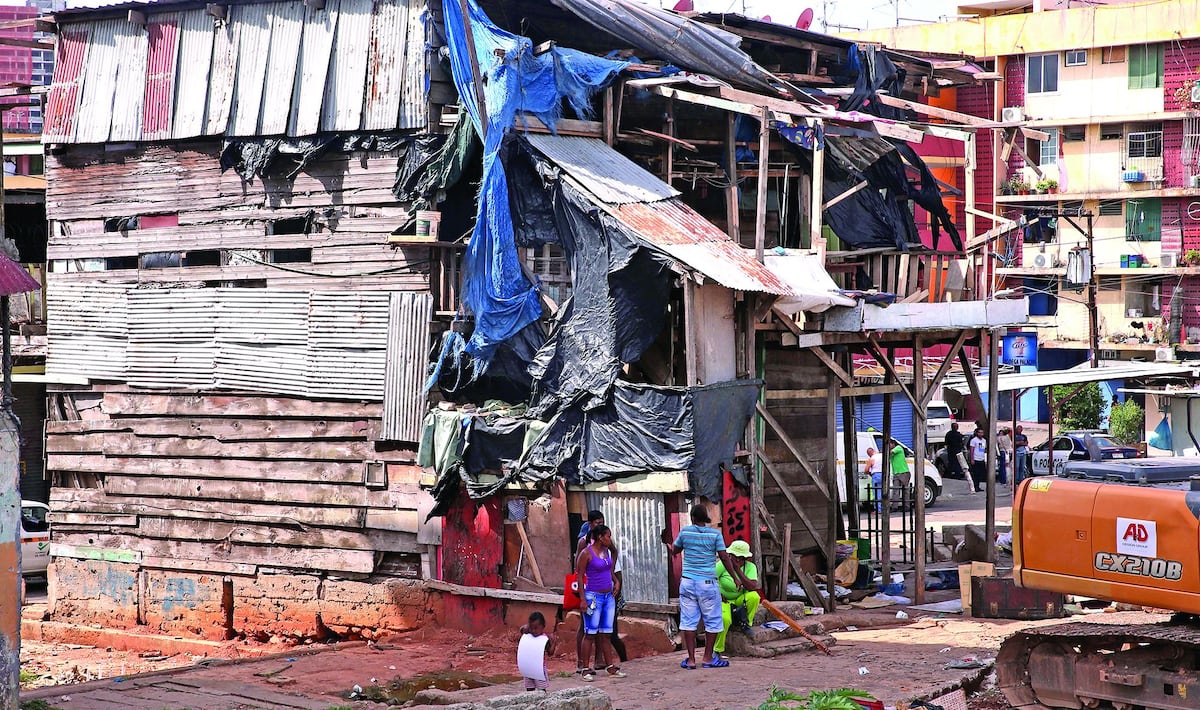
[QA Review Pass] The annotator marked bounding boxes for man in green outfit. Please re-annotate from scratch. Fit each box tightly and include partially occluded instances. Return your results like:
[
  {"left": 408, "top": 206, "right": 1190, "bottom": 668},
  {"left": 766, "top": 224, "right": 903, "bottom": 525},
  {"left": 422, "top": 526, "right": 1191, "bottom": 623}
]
[
  {"left": 712, "top": 539, "right": 759, "bottom": 660},
  {"left": 889, "top": 442, "right": 911, "bottom": 505}
]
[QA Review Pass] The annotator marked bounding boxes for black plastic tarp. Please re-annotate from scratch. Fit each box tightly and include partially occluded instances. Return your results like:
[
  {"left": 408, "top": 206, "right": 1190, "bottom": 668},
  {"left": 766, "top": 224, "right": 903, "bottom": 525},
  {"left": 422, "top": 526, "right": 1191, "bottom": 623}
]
[
  {"left": 220, "top": 133, "right": 433, "bottom": 183},
  {"left": 518, "top": 379, "right": 762, "bottom": 501}
]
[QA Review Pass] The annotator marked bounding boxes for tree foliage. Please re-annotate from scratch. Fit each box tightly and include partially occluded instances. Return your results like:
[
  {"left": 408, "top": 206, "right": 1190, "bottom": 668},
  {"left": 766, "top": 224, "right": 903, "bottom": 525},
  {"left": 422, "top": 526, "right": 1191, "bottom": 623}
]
[
  {"left": 1051, "top": 382, "right": 1105, "bottom": 431},
  {"left": 1109, "top": 399, "right": 1145, "bottom": 445}
]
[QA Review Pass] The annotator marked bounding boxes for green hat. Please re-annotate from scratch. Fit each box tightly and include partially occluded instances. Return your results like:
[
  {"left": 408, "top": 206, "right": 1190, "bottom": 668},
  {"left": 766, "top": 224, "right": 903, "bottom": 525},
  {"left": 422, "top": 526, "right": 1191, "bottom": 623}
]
[{"left": 727, "top": 540, "right": 752, "bottom": 558}]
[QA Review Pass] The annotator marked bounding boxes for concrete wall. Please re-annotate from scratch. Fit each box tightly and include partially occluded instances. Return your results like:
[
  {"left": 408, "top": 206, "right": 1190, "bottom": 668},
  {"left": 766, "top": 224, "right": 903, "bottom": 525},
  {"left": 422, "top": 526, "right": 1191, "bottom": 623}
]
[{"left": 1024, "top": 50, "right": 1163, "bottom": 123}]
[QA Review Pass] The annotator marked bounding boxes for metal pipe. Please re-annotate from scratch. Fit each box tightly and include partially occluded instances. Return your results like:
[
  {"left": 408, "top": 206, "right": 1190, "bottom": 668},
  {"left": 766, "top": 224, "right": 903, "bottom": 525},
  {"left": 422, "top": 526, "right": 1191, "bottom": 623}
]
[{"left": 985, "top": 330, "right": 999, "bottom": 563}]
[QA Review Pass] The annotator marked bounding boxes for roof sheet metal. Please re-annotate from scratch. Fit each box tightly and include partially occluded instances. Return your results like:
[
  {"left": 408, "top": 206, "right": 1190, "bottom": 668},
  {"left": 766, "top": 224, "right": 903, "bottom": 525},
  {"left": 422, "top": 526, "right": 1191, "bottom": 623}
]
[
  {"left": 381, "top": 291, "right": 432, "bottom": 442},
  {"left": 228, "top": 2, "right": 273, "bottom": 137},
  {"left": 74, "top": 18, "right": 121, "bottom": 144},
  {"left": 45, "top": 282, "right": 128, "bottom": 381},
  {"left": 215, "top": 289, "right": 309, "bottom": 396},
  {"left": 321, "top": 0, "right": 372, "bottom": 132},
  {"left": 0, "top": 254, "right": 41, "bottom": 296},
  {"left": 126, "top": 289, "right": 218, "bottom": 388},
  {"left": 109, "top": 19, "right": 149, "bottom": 141},
  {"left": 362, "top": 0, "right": 409, "bottom": 131},
  {"left": 43, "top": 27, "right": 89, "bottom": 143},
  {"left": 290, "top": 0, "right": 340, "bottom": 137},
  {"left": 398, "top": 0, "right": 426, "bottom": 130},
  {"left": 204, "top": 16, "right": 238, "bottom": 135},
  {"left": 171, "top": 10, "right": 212, "bottom": 139},
  {"left": 258, "top": 1, "right": 305, "bottom": 135},
  {"left": 524, "top": 134, "right": 680, "bottom": 204},
  {"left": 142, "top": 15, "right": 179, "bottom": 141}
]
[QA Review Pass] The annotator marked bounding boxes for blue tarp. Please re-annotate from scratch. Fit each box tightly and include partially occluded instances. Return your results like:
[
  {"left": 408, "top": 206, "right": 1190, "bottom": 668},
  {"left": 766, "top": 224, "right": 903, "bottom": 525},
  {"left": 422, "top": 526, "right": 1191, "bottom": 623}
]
[{"left": 440, "top": 0, "right": 628, "bottom": 371}]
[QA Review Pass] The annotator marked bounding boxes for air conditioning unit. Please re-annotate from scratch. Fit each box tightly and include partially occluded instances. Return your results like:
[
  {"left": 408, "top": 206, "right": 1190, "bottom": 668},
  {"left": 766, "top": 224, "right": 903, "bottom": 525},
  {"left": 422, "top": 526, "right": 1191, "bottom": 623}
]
[
  {"left": 1156, "top": 346, "right": 1176, "bottom": 362},
  {"left": 1191, "top": 82, "right": 1200, "bottom": 104},
  {"left": 1163, "top": 252, "right": 1179, "bottom": 267},
  {"left": 1001, "top": 106, "right": 1025, "bottom": 123},
  {"left": 1031, "top": 253, "right": 1050, "bottom": 268}
]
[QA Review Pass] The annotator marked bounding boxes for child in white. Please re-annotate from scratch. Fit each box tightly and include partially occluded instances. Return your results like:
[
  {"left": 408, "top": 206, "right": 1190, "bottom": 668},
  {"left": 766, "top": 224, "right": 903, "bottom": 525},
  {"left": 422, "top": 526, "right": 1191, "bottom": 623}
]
[{"left": 519, "top": 611, "right": 555, "bottom": 691}]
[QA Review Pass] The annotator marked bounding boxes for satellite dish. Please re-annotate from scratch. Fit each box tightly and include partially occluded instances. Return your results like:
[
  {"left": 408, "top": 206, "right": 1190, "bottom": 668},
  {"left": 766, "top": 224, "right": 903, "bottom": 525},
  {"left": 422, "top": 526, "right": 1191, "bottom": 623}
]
[
  {"left": 761, "top": 15, "right": 772, "bottom": 22},
  {"left": 796, "top": 7, "right": 814, "bottom": 29},
  {"left": 671, "top": 0, "right": 694, "bottom": 11}
]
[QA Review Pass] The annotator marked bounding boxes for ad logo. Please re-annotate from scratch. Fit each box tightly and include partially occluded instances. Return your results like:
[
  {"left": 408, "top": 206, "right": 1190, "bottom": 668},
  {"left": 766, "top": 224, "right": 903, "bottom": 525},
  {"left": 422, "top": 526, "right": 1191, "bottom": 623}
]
[{"left": 1117, "top": 517, "right": 1157, "bottom": 558}]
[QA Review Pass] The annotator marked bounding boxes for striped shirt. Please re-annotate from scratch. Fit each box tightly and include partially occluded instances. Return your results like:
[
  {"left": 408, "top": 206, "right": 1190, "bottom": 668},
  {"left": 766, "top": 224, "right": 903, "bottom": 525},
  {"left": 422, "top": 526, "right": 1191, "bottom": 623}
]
[{"left": 673, "top": 525, "right": 726, "bottom": 581}]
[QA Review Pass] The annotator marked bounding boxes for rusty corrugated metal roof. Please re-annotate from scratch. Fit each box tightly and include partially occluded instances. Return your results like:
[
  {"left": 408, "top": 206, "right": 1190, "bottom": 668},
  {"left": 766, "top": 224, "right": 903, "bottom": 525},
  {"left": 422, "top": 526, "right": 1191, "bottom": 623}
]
[
  {"left": 0, "top": 255, "right": 40, "bottom": 296},
  {"left": 524, "top": 135, "right": 791, "bottom": 295}
]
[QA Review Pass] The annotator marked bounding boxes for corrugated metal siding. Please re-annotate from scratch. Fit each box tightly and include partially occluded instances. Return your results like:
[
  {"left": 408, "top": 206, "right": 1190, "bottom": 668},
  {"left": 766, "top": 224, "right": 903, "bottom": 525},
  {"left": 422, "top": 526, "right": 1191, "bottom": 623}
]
[
  {"left": 321, "top": 0, "right": 372, "bottom": 132},
  {"left": 142, "top": 15, "right": 179, "bottom": 141},
  {"left": 307, "top": 292, "right": 390, "bottom": 399},
  {"left": 525, "top": 134, "right": 680, "bottom": 204},
  {"left": 109, "top": 19, "right": 149, "bottom": 142},
  {"left": 214, "top": 290, "right": 309, "bottom": 396},
  {"left": 584, "top": 492, "right": 669, "bottom": 604},
  {"left": 836, "top": 396, "right": 915, "bottom": 449},
  {"left": 171, "top": 10, "right": 212, "bottom": 139},
  {"left": 259, "top": 1, "right": 306, "bottom": 135},
  {"left": 398, "top": 0, "right": 426, "bottom": 130},
  {"left": 47, "top": 0, "right": 428, "bottom": 144},
  {"left": 381, "top": 291, "right": 432, "bottom": 442},
  {"left": 126, "top": 289, "right": 218, "bottom": 388},
  {"left": 204, "top": 17, "right": 239, "bottom": 135},
  {"left": 362, "top": 0, "right": 409, "bottom": 131},
  {"left": 290, "top": 0, "right": 340, "bottom": 137},
  {"left": 44, "top": 27, "right": 89, "bottom": 143},
  {"left": 73, "top": 19, "right": 121, "bottom": 144},
  {"left": 45, "top": 282, "right": 128, "bottom": 381},
  {"left": 228, "top": 2, "right": 273, "bottom": 137}
]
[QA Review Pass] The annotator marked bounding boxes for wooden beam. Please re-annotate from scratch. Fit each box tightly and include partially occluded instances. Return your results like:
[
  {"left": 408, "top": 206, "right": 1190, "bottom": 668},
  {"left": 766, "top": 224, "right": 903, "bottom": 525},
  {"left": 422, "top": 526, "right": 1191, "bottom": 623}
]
[
  {"left": 766, "top": 383, "right": 903, "bottom": 400},
  {"left": 49, "top": 488, "right": 367, "bottom": 528},
  {"left": 756, "top": 450, "right": 828, "bottom": 553},
  {"left": 46, "top": 433, "right": 382, "bottom": 462},
  {"left": 47, "top": 453, "right": 372, "bottom": 484},
  {"left": 100, "top": 393, "right": 380, "bottom": 418},
  {"left": 755, "top": 105, "right": 769, "bottom": 264},
  {"left": 46, "top": 417, "right": 379, "bottom": 442},
  {"left": 755, "top": 402, "right": 830, "bottom": 500},
  {"left": 101, "top": 475, "right": 384, "bottom": 507},
  {"left": 424, "top": 578, "right": 679, "bottom": 615},
  {"left": 810, "top": 346, "right": 854, "bottom": 387},
  {"left": 866, "top": 337, "right": 921, "bottom": 410},
  {"left": 920, "top": 330, "right": 970, "bottom": 409},
  {"left": 956, "top": 346, "right": 986, "bottom": 427},
  {"left": 630, "top": 127, "right": 697, "bottom": 151},
  {"left": 0, "top": 37, "right": 53, "bottom": 50},
  {"left": 822, "top": 180, "right": 869, "bottom": 210}
]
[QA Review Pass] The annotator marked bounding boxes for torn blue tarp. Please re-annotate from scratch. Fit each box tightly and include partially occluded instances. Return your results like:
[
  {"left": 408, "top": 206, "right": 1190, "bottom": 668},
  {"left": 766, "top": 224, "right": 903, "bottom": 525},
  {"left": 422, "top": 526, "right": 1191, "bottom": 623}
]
[{"left": 440, "top": 0, "right": 629, "bottom": 371}]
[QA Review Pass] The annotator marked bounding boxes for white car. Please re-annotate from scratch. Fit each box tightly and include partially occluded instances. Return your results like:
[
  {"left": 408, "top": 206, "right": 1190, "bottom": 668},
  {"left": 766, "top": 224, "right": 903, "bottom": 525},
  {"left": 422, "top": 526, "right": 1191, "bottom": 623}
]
[
  {"left": 21, "top": 500, "right": 49, "bottom": 577},
  {"left": 925, "top": 400, "right": 954, "bottom": 446},
  {"left": 835, "top": 431, "right": 943, "bottom": 508}
]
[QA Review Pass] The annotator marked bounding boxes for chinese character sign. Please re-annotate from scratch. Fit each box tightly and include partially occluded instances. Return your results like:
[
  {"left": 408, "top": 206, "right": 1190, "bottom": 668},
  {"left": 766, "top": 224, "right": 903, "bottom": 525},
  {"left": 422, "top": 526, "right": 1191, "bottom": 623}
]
[{"left": 1000, "top": 332, "right": 1038, "bottom": 367}]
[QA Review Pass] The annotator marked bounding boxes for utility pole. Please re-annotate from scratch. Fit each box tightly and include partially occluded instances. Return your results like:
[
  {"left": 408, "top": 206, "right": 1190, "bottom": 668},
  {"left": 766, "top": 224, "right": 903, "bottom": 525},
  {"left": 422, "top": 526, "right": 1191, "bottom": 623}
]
[{"left": 1086, "top": 211, "right": 1099, "bottom": 367}]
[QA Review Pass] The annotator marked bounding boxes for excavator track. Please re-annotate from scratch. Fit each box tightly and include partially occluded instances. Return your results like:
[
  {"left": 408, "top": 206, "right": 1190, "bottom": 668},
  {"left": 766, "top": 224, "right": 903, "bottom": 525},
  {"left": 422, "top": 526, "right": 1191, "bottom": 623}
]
[{"left": 998, "top": 620, "right": 1200, "bottom": 709}]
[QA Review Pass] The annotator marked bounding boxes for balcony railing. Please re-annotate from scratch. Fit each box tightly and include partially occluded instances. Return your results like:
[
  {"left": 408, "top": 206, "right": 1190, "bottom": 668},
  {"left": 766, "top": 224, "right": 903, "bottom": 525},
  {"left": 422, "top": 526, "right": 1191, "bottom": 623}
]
[{"left": 825, "top": 248, "right": 980, "bottom": 302}]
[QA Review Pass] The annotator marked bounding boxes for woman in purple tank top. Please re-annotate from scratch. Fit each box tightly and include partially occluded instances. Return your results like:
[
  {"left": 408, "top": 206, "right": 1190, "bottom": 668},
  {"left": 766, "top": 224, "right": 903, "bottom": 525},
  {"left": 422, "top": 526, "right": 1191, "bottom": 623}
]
[{"left": 574, "top": 525, "right": 626, "bottom": 682}]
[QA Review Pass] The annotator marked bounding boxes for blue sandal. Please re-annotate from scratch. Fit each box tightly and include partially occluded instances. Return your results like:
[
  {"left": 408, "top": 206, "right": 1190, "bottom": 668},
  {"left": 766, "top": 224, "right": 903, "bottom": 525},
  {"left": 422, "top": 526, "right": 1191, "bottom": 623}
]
[
  {"left": 703, "top": 657, "right": 730, "bottom": 668},
  {"left": 680, "top": 659, "right": 696, "bottom": 670}
]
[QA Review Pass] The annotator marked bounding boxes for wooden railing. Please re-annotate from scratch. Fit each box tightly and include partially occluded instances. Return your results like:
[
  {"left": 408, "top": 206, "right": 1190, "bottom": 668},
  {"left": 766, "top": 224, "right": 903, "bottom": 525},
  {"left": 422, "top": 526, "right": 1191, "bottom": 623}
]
[{"left": 825, "top": 248, "right": 980, "bottom": 302}]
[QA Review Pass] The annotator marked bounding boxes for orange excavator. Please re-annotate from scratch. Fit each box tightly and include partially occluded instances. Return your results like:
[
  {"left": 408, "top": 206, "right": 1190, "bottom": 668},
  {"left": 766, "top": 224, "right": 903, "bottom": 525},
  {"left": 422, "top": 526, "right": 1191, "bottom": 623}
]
[{"left": 1001, "top": 459, "right": 1200, "bottom": 709}]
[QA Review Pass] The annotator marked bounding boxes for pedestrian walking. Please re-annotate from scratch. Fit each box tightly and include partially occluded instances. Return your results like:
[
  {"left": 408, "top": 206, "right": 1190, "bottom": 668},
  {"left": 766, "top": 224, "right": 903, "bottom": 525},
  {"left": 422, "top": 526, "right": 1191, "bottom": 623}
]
[
  {"left": 1013, "top": 425, "right": 1029, "bottom": 485},
  {"left": 661, "top": 504, "right": 754, "bottom": 670},
  {"left": 574, "top": 510, "right": 627, "bottom": 673},
  {"left": 996, "top": 427, "right": 1013, "bottom": 485},
  {"left": 575, "top": 525, "right": 625, "bottom": 681},
  {"left": 968, "top": 427, "right": 988, "bottom": 492}
]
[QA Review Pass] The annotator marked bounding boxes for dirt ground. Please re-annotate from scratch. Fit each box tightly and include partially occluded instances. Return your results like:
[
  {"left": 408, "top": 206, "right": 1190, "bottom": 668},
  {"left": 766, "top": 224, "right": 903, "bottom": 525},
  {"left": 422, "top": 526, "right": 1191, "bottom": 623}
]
[
  {"left": 20, "top": 638, "right": 199, "bottom": 689},
  {"left": 21, "top": 608, "right": 1172, "bottom": 709}
]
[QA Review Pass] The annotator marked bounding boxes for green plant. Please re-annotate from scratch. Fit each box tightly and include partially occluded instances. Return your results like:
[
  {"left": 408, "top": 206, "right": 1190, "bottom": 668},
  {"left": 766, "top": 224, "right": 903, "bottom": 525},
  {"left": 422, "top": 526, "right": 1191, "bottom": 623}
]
[
  {"left": 1184, "top": 249, "right": 1200, "bottom": 266},
  {"left": 1051, "top": 382, "right": 1106, "bottom": 431},
  {"left": 20, "top": 701, "right": 61, "bottom": 710},
  {"left": 751, "top": 686, "right": 875, "bottom": 710},
  {"left": 1109, "top": 399, "right": 1145, "bottom": 445}
]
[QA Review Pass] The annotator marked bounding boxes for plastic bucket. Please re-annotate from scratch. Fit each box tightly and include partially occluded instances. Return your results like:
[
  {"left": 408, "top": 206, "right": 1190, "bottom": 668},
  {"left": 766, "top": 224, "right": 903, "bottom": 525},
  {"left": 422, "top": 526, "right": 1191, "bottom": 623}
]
[
  {"left": 1120, "top": 255, "right": 1129, "bottom": 268},
  {"left": 415, "top": 210, "right": 441, "bottom": 240}
]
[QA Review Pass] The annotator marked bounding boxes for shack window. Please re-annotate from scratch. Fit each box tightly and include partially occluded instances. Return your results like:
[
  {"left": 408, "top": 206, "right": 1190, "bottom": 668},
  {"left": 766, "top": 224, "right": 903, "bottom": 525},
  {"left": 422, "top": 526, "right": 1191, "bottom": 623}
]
[
  {"left": 105, "top": 256, "right": 138, "bottom": 270},
  {"left": 1100, "top": 124, "right": 1124, "bottom": 141},
  {"left": 140, "top": 252, "right": 181, "bottom": 269},
  {"left": 268, "top": 248, "right": 312, "bottom": 264},
  {"left": 1063, "top": 125, "right": 1085, "bottom": 142},
  {"left": 184, "top": 250, "right": 221, "bottom": 267},
  {"left": 1026, "top": 54, "right": 1058, "bottom": 94},
  {"left": 104, "top": 216, "right": 139, "bottom": 232},
  {"left": 268, "top": 215, "right": 311, "bottom": 235}
]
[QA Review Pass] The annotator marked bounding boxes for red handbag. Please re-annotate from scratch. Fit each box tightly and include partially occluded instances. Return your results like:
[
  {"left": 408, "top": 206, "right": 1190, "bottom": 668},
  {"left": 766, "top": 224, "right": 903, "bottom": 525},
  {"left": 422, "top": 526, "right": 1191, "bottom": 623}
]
[{"left": 564, "top": 573, "right": 584, "bottom": 610}]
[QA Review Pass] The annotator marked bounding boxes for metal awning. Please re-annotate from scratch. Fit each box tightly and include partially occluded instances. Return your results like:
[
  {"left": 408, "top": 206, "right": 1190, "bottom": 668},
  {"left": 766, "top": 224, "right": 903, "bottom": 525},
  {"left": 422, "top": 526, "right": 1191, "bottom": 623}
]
[{"left": 943, "top": 361, "right": 1200, "bottom": 395}]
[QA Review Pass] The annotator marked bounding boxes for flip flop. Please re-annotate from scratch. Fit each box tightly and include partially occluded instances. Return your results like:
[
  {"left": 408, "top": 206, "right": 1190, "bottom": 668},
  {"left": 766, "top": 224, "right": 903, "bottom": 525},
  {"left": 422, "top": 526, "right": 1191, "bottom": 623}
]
[
  {"left": 702, "top": 658, "right": 730, "bottom": 668},
  {"left": 680, "top": 659, "right": 696, "bottom": 670}
]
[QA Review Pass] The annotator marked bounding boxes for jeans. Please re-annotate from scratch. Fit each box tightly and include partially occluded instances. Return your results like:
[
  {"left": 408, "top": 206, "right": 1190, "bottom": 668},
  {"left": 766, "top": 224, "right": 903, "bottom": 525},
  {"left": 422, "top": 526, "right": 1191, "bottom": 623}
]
[
  {"left": 998, "top": 451, "right": 1008, "bottom": 484},
  {"left": 583, "top": 590, "right": 616, "bottom": 635},
  {"left": 1014, "top": 448, "right": 1028, "bottom": 485}
]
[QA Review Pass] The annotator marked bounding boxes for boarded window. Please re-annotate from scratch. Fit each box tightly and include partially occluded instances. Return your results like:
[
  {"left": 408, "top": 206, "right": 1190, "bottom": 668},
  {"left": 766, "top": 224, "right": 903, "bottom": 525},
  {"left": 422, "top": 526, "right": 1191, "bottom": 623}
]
[
  {"left": 1102, "top": 46, "right": 1126, "bottom": 64},
  {"left": 268, "top": 248, "right": 312, "bottom": 264},
  {"left": 1063, "top": 125, "right": 1085, "bottom": 142}
]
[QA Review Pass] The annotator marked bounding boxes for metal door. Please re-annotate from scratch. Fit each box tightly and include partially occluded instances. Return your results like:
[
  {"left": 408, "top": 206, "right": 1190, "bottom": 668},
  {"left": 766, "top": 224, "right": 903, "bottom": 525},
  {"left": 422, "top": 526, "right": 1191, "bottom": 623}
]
[{"left": 584, "top": 492, "right": 668, "bottom": 604}]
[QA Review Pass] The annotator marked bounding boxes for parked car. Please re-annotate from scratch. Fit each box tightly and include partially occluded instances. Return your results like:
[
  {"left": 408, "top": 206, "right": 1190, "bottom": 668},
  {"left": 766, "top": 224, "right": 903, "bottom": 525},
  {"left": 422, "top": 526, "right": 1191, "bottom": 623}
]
[
  {"left": 925, "top": 400, "right": 955, "bottom": 447},
  {"left": 835, "top": 431, "right": 943, "bottom": 508},
  {"left": 1028, "top": 433, "right": 1141, "bottom": 477},
  {"left": 21, "top": 500, "right": 49, "bottom": 577}
]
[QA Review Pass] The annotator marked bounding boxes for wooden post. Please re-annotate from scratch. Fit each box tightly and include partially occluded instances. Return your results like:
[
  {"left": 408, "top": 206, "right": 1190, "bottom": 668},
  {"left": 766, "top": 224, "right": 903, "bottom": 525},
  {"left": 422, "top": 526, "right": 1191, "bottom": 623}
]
[
  {"left": 683, "top": 280, "right": 698, "bottom": 385},
  {"left": 755, "top": 107, "right": 770, "bottom": 264},
  {"left": 662, "top": 95, "right": 675, "bottom": 184},
  {"left": 825, "top": 370, "right": 838, "bottom": 612},
  {"left": 842, "top": 352, "right": 859, "bottom": 539},
  {"left": 912, "top": 338, "right": 927, "bottom": 604},
  {"left": 985, "top": 329, "right": 1000, "bottom": 563},
  {"left": 726, "top": 113, "right": 740, "bottom": 241},
  {"left": 746, "top": 295, "right": 763, "bottom": 576},
  {"left": 780, "top": 522, "right": 793, "bottom": 602},
  {"left": 456, "top": 0, "right": 489, "bottom": 142},
  {"left": 810, "top": 134, "right": 825, "bottom": 261},
  {"left": 965, "top": 130, "right": 977, "bottom": 255}
]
